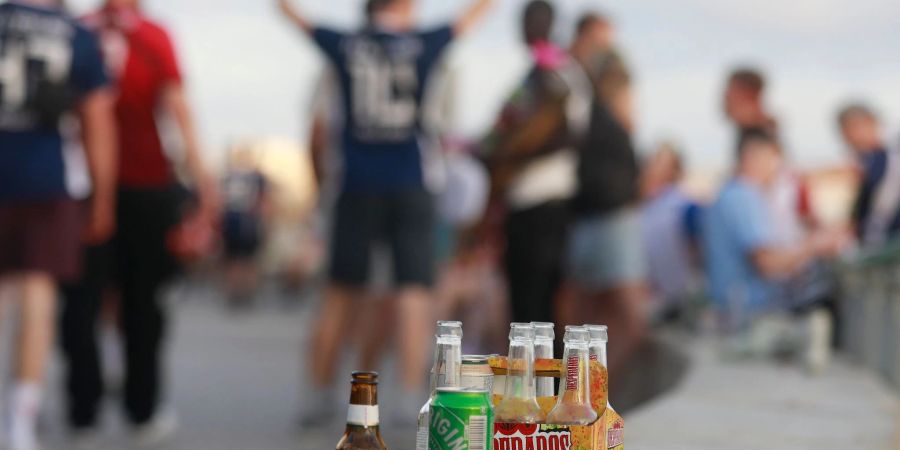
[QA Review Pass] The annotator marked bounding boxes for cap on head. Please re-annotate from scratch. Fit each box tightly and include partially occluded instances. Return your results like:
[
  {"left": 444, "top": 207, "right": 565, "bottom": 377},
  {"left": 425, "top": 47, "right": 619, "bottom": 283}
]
[{"left": 522, "top": 0, "right": 555, "bottom": 45}]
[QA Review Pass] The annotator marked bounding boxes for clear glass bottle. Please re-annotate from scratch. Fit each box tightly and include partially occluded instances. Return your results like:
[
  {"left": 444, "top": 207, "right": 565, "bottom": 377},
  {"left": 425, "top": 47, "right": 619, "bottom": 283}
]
[
  {"left": 531, "top": 322, "right": 555, "bottom": 397},
  {"left": 335, "top": 372, "right": 388, "bottom": 450},
  {"left": 495, "top": 323, "right": 545, "bottom": 423},
  {"left": 547, "top": 326, "right": 598, "bottom": 425},
  {"left": 585, "top": 324, "right": 611, "bottom": 415},
  {"left": 415, "top": 321, "right": 463, "bottom": 450}
]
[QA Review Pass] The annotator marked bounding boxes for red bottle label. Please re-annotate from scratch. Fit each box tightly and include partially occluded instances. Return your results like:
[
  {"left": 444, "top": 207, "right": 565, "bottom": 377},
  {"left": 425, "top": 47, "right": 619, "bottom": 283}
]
[{"left": 566, "top": 356, "right": 578, "bottom": 391}]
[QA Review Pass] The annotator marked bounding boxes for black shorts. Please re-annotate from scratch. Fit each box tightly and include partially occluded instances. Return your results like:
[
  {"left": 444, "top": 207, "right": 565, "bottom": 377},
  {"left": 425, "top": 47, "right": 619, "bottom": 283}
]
[{"left": 329, "top": 190, "right": 435, "bottom": 288}]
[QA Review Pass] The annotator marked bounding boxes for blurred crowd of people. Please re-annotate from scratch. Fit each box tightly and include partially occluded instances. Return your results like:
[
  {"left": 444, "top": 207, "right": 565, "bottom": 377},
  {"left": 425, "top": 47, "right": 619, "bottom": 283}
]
[{"left": 1, "top": 0, "right": 899, "bottom": 448}]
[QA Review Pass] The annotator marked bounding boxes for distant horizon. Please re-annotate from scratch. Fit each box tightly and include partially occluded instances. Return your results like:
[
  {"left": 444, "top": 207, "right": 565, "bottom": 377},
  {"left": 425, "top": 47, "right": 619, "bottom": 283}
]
[{"left": 60, "top": 0, "right": 900, "bottom": 172}]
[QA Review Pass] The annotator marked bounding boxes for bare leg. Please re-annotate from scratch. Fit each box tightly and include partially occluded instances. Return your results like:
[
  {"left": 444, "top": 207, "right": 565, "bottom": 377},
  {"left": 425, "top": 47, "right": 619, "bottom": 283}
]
[
  {"left": 357, "top": 293, "right": 396, "bottom": 371},
  {"left": 16, "top": 272, "right": 57, "bottom": 382},
  {"left": 7, "top": 272, "right": 56, "bottom": 450},
  {"left": 309, "top": 285, "right": 358, "bottom": 387},
  {"left": 395, "top": 286, "right": 432, "bottom": 392}
]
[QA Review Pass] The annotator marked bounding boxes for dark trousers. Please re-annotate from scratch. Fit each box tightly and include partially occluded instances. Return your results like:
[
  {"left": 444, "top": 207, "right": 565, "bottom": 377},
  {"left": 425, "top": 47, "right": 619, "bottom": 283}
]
[
  {"left": 61, "top": 187, "right": 180, "bottom": 428},
  {"left": 504, "top": 201, "right": 569, "bottom": 324}
]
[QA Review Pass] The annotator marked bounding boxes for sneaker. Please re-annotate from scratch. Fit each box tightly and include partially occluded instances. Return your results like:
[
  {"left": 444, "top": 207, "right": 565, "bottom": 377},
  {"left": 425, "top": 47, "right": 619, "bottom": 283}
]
[
  {"left": 804, "top": 308, "right": 833, "bottom": 376},
  {"left": 132, "top": 411, "right": 178, "bottom": 448}
]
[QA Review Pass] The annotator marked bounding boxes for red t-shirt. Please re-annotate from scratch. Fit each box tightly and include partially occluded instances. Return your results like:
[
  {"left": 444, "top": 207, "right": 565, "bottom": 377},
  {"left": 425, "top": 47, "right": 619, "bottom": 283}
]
[{"left": 85, "top": 7, "right": 182, "bottom": 188}]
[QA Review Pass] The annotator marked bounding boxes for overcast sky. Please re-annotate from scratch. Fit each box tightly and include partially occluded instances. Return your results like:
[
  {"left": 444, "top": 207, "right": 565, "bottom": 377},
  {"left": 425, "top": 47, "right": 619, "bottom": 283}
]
[{"left": 63, "top": 0, "right": 900, "bottom": 171}]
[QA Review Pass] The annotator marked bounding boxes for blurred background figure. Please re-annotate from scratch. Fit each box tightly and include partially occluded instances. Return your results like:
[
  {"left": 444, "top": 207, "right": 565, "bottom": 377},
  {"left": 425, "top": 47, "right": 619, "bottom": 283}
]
[
  {"left": 837, "top": 103, "right": 900, "bottom": 247},
  {"left": 432, "top": 137, "right": 503, "bottom": 353},
  {"left": 0, "top": 1, "right": 115, "bottom": 449},
  {"left": 565, "top": 11, "right": 646, "bottom": 376},
  {"left": 61, "top": 0, "right": 218, "bottom": 446},
  {"left": 481, "top": 0, "right": 591, "bottom": 325},
  {"left": 723, "top": 68, "right": 778, "bottom": 147},
  {"left": 639, "top": 142, "right": 704, "bottom": 321},
  {"left": 277, "top": 0, "right": 494, "bottom": 425},
  {"left": 221, "top": 146, "right": 271, "bottom": 306},
  {"left": 723, "top": 68, "right": 815, "bottom": 246},
  {"left": 702, "top": 131, "right": 845, "bottom": 368}
]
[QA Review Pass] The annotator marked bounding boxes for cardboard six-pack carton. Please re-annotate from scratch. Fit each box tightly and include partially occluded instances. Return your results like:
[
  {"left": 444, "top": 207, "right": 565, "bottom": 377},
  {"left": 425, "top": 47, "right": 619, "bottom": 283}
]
[{"left": 488, "top": 357, "right": 624, "bottom": 450}]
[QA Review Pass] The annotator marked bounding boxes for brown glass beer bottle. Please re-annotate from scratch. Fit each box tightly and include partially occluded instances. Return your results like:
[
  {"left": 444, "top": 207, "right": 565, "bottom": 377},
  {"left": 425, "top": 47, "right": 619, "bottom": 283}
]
[{"left": 335, "top": 372, "right": 388, "bottom": 450}]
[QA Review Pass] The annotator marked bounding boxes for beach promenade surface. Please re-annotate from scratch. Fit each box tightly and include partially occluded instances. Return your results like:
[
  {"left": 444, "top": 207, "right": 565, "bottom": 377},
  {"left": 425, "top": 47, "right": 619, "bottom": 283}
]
[{"left": 13, "top": 284, "right": 895, "bottom": 450}]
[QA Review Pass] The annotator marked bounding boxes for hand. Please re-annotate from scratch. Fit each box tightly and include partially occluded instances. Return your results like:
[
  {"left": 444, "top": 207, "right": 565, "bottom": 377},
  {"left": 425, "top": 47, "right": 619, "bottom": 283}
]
[
  {"left": 810, "top": 227, "right": 853, "bottom": 258},
  {"left": 83, "top": 195, "right": 116, "bottom": 245},
  {"left": 277, "top": 0, "right": 294, "bottom": 17},
  {"left": 195, "top": 174, "right": 221, "bottom": 224}
]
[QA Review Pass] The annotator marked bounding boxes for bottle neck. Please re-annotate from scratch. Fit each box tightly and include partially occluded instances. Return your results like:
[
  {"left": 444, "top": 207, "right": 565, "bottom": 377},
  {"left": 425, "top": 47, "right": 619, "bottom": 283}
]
[
  {"left": 559, "top": 344, "right": 591, "bottom": 404},
  {"left": 429, "top": 337, "right": 462, "bottom": 396},
  {"left": 346, "top": 383, "right": 380, "bottom": 429},
  {"left": 589, "top": 340, "right": 608, "bottom": 368},
  {"left": 503, "top": 339, "right": 536, "bottom": 399},
  {"left": 533, "top": 338, "right": 554, "bottom": 359}
]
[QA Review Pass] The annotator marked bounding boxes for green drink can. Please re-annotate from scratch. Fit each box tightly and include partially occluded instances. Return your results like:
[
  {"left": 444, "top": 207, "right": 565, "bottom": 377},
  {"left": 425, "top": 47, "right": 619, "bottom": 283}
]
[{"left": 429, "top": 387, "right": 494, "bottom": 450}]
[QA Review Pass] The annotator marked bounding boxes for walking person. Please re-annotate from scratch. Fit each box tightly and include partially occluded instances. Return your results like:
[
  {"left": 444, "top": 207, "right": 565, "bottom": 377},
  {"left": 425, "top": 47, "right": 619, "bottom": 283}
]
[
  {"left": 565, "top": 12, "right": 647, "bottom": 377},
  {"left": 0, "top": 1, "right": 116, "bottom": 448},
  {"left": 482, "top": 0, "right": 594, "bottom": 325},
  {"left": 277, "top": 0, "right": 494, "bottom": 424},
  {"left": 61, "top": 1, "right": 217, "bottom": 446}
]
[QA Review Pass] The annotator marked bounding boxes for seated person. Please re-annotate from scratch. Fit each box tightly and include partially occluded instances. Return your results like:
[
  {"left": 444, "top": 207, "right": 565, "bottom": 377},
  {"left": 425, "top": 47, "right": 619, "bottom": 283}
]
[{"left": 702, "top": 131, "right": 847, "bottom": 369}]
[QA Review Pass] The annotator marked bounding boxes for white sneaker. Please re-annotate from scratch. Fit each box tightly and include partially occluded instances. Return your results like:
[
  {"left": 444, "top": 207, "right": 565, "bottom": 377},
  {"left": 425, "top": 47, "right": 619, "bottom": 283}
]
[{"left": 132, "top": 411, "right": 178, "bottom": 448}]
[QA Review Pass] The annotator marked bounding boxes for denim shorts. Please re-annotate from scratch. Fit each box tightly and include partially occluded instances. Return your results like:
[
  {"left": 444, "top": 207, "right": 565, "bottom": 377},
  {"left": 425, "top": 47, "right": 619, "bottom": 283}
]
[{"left": 567, "top": 207, "right": 646, "bottom": 291}]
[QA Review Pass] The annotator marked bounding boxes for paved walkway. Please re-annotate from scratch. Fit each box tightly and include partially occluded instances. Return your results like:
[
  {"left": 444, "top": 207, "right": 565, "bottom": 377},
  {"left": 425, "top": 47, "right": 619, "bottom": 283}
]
[
  {"left": 626, "top": 340, "right": 900, "bottom": 450},
  {"left": 16, "top": 285, "right": 897, "bottom": 449}
]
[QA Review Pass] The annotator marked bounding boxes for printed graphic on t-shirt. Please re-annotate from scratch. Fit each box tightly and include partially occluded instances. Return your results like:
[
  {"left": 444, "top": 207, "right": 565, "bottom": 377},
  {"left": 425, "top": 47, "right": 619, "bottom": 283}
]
[
  {"left": 345, "top": 36, "right": 419, "bottom": 143},
  {"left": 0, "top": 8, "right": 74, "bottom": 130}
]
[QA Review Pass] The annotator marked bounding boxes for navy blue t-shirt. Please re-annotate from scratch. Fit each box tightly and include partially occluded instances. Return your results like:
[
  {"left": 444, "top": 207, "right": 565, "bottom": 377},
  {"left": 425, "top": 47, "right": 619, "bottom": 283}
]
[
  {"left": 313, "top": 25, "right": 454, "bottom": 192},
  {"left": 855, "top": 149, "right": 900, "bottom": 240},
  {"left": 0, "top": 1, "right": 107, "bottom": 202}
]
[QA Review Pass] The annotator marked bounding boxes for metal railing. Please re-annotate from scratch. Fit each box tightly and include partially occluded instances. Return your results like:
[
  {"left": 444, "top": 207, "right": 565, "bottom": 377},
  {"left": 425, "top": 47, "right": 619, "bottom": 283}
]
[{"left": 837, "top": 239, "right": 900, "bottom": 390}]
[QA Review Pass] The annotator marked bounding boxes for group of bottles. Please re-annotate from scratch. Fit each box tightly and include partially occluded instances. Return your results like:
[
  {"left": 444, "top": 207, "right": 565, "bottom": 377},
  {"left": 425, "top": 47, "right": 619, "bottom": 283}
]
[
  {"left": 496, "top": 322, "right": 610, "bottom": 426},
  {"left": 334, "top": 320, "right": 613, "bottom": 449}
]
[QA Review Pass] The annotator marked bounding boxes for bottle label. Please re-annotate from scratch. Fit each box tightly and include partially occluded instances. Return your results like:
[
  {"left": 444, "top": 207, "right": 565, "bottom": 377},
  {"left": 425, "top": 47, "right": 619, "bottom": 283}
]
[
  {"left": 607, "top": 416, "right": 625, "bottom": 448},
  {"left": 589, "top": 354, "right": 598, "bottom": 362},
  {"left": 566, "top": 356, "right": 579, "bottom": 390},
  {"left": 347, "top": 404, "right": 379, "bottom": 427}
]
